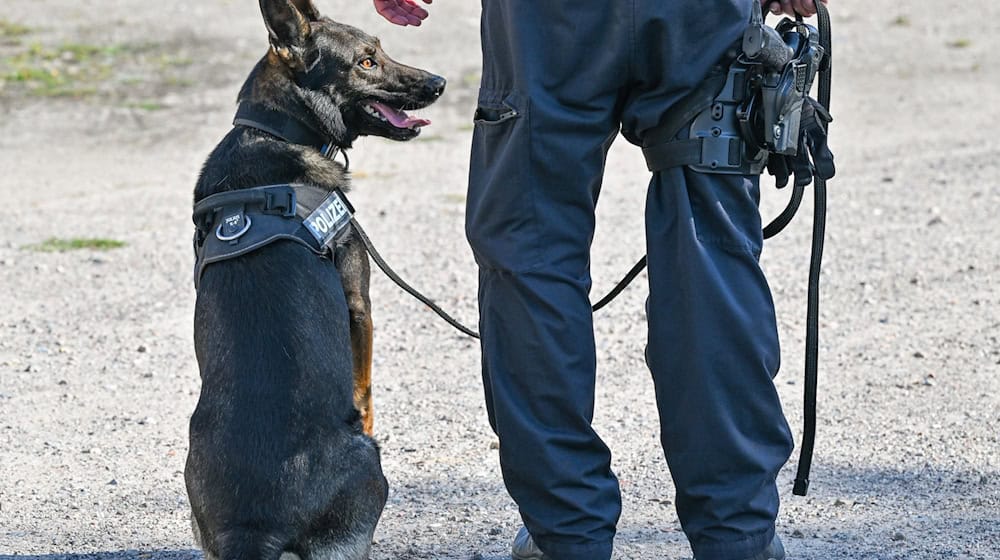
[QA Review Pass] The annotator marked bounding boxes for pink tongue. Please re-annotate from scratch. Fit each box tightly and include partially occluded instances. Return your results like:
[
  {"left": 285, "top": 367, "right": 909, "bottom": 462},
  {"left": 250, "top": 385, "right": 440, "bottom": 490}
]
[{"left": 370, "top": 101, "right": 431, "bottom": 129}]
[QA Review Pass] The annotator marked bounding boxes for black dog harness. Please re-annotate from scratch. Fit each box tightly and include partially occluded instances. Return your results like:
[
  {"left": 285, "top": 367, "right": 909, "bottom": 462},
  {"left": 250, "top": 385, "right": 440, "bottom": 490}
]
[
  {"left": 192, "top": 184, "right": 354, "bottom": 289},
  {"left": 192, "top": 100, "right": 359, "bottom": 289}
]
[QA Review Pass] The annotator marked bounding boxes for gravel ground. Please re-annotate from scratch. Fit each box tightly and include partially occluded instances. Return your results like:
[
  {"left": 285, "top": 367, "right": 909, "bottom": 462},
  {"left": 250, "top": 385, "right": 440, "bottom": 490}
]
[{"left": 1, "top": 1, "right": 998, "bottom": 559}]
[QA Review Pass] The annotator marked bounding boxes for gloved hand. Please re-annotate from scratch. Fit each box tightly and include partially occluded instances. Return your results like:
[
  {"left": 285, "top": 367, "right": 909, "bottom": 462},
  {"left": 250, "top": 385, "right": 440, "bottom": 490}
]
[{"left": 767, "top": 96, "right": 835, "bottom": 188}]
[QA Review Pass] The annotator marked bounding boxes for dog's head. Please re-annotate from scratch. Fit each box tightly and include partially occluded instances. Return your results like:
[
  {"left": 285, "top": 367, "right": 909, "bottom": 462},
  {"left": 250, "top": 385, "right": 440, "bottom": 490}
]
[{"left": 253, "top": 0, "right": 445, "bottom": 144}]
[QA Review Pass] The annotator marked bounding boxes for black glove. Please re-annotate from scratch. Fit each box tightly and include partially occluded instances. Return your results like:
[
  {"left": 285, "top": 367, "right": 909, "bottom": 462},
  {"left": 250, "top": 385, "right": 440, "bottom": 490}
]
[{"left": 767, "top": 96, "right": 835, "bottom": 188}]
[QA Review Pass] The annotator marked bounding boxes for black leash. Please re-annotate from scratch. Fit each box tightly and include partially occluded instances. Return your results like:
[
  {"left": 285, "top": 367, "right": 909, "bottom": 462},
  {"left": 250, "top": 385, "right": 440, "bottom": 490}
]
[
  {"left": 351, "top": 220, "right": 652, "bottom": 339},
  {"left": 792, "top": 0, "right": 832, "bottom": 498},
  {"left": 349, "top": 218, "right": 482, "bottom": 339},
  {"left": 591, "top": 256, "right": 648, "bottom": 312}
]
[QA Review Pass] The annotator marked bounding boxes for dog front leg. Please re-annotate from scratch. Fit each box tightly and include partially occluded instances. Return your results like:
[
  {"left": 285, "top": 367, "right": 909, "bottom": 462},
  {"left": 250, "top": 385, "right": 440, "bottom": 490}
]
[{"left": 337, "top": 237, "right": 375, "bottom": 436}]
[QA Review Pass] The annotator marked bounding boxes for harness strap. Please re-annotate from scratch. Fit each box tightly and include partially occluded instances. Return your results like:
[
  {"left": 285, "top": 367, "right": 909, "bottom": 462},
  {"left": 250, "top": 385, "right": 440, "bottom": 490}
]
[{"left": 192, "top": 184, "right": 353, "bottom": 289}]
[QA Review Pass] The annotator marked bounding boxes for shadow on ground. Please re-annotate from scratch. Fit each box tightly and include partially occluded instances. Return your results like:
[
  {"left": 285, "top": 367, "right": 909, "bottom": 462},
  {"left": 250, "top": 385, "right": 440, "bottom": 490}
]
[{"left": 0, "top": 552, "right": 200, "bottom": 560}]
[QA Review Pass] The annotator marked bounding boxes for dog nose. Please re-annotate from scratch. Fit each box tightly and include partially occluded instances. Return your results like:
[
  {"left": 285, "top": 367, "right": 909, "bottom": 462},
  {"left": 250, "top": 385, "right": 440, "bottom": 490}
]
[{"left": 425, "top": 75, "right": 446, "bottom": 98}]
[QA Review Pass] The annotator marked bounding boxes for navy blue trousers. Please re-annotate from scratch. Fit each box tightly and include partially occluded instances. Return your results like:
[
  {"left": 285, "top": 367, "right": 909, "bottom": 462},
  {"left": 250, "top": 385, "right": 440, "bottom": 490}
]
[{"left": 466, "top": 2, "right": 794, "bottom": 559}]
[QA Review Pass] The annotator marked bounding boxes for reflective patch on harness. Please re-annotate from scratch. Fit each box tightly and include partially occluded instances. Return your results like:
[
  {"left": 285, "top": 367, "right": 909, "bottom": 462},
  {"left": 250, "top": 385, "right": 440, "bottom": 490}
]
[{"left": 303, "top": 189, "right": 354, "bottom": 247}]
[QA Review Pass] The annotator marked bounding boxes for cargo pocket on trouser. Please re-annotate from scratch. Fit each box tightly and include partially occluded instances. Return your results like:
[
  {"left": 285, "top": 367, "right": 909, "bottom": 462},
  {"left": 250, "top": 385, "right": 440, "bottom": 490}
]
[
  {"left": 684, "top": 169, "right": 765, "bottom": 258},
  {"left": 466, "top": 90, "right": 541, "bottom": 273}
]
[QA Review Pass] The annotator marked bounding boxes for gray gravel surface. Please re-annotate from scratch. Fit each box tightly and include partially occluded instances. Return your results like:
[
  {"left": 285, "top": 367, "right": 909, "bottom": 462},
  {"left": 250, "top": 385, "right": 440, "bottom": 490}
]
[{"left": 1, "top": 1, "right": 998, "bottom": 559}]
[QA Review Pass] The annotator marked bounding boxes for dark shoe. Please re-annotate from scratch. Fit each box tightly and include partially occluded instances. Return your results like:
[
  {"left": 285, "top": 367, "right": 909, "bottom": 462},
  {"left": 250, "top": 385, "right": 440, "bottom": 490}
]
[
  {"left": 747, "top": 534, "right": 785, "bottom": 560},
  {"left": 511, "top": 526, "right": 550, "bottom": 560},
  {"left": 695, "top": 534, "right": 785, "bottom": 560}
]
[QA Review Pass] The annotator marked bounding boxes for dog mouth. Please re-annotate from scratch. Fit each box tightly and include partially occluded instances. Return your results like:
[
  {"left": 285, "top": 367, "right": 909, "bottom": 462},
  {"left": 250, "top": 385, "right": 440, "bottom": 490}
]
[{"left": 362, "top": 101, "right": 431, "bottom": 130}]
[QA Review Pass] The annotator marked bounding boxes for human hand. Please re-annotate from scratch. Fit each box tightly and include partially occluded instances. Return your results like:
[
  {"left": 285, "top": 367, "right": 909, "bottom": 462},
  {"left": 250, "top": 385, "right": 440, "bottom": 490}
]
[
  {"left": 374, "top": 0, "right": 432, "bottom": 26},
  {"left": 761, "top": 0, "right": 828, "bottom": 17}
]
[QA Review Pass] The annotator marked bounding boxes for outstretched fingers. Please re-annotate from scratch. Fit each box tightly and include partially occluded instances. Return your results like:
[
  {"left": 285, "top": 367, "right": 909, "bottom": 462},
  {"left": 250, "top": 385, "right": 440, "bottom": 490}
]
[{"left": 373, "top": 0, "right": 432, "bottom": 27}]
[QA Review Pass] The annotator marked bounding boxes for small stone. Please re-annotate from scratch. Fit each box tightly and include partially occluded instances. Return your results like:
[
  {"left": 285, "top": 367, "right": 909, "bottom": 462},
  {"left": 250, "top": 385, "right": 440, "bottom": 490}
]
[
  {"left": 891, "top": 532, "right": 906, "bottom": 541},
  {"left": 108, "top": 479, "right": 118, "bottom": 486},
  {"left": 488, "top": 439, "right": 500, "bottom": 450},
  {"left": 791, "top": 529, "right": 805, "bottom": 539},
  {"left": 488, "top": 527, "right": 502, "bottom": 536},
  {"left": 913, "top": 351, "right": 925, "bottom": 358},
  {"left": 137, "top": 345, "right": 147, "bottom": 353},
  {"left": 833, "top": 498, "right": 847, "bottom": 506}
]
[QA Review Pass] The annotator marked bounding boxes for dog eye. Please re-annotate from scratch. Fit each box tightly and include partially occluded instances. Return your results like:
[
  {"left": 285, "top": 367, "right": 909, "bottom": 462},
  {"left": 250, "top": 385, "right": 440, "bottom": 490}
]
[{"left": 358, "top": 57, "right": 377, "bottom": 70}]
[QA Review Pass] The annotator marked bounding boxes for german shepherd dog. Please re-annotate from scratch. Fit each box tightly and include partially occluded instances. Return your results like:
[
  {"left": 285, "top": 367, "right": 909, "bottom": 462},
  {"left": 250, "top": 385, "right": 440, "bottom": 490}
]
[{"left": 185, "top": 1, "right": 444, "bottom": 558}]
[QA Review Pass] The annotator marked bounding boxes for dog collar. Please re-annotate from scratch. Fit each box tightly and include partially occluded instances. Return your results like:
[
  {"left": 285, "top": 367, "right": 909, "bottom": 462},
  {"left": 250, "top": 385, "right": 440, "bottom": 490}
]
[{"left": 233, "top": 101, "right": 348, "bottom": 160}]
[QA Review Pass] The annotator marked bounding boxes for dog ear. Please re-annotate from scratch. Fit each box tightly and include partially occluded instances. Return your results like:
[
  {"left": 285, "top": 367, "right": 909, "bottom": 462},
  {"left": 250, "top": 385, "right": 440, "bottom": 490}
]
[
  {"left": 288, "top": 0, "right": 321, "bottom": 21},
  {"left": 260, "top": 0, "right": 319, "bottom": 66}
]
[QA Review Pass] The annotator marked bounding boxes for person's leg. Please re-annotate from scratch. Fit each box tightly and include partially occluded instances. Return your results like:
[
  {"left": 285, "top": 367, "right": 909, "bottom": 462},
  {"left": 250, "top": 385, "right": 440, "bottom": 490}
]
[
  {"left": 466, "top": 1, "right": 630, "bottom": 558},
  {"left": 623, "top": 2, "right": 795, "bottom": 559},
  {"left": 644, "top": 169, "right": 793, "bottom": 560}
]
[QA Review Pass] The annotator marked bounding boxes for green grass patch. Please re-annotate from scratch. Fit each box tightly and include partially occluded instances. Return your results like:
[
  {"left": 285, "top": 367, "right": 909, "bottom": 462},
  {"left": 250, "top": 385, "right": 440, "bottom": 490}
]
[
  {"left": 1, "top": 38, "right": 199, "bottom": 100},
  {"left": 24, "top": 238, "right": 127, "bottom": 252},
  {"left": 890, "top": 15, "right": 911, "bottom": 27},
  {"left": 127, "top": 100, "right": 165, "bottom": 111},
  {"left": 155, "top": 54, "right": 193, "bottom": 67},
  {"left": 1, "top": 41, "right": 119, "bottom": 97},
  {"left": 0, "top": 19, "right": 32, "bottom": 40},
  {"left": 947, "top": 38, "right": 972, "bottom": 49},
  {"left": 163, "top": 75, "right": 194, "bottom": 87}
]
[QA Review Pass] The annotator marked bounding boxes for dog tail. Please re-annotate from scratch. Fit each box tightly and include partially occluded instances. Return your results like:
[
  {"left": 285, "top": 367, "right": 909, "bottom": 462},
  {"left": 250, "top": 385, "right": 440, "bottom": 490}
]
[{"left": 215, "top": 530, "right": 290, "bottom": 560}]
